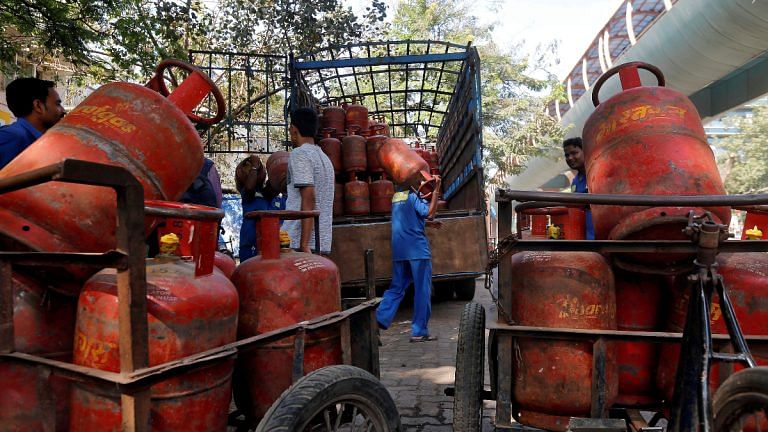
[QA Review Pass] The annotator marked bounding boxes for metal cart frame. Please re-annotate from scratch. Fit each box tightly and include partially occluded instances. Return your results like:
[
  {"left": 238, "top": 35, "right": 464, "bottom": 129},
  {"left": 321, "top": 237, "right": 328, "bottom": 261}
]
[
  {"left": 482, "top": 189, "right": 768, "bottom": 432},
  {"left": 0, "top": 159, "right": 381, "bottom": 432}
]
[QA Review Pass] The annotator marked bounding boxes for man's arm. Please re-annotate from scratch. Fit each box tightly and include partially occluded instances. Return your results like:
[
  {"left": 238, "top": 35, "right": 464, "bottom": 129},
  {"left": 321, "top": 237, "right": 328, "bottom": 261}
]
[
  {"left": 298, "top": 185, "right": 316, "bottom": 253},
  {"left": 426, "top": 176, "right": 441, "bottom": 220}
]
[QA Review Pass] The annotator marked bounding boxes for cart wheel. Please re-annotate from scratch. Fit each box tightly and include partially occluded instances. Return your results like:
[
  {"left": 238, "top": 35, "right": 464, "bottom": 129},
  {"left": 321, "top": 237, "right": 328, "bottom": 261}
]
[
  {"left": 713, "top": 366, "right": 768, "bottom": 431},
  {"left": 454, "top": 278, "right": 477, "bottom": 301},
  {"left": 255, "top": 365, "right": 402, "bottom": 432},
  {"left": 454, "top": 302, "right": 486, "bottom": 432}
]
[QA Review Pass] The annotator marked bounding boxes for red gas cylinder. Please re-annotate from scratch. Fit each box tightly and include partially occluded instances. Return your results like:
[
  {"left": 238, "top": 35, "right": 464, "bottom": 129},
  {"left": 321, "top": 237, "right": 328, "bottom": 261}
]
[
  {"left": 0, "top": 60, "right": 224, "bottom": 295},
  {"left": 524, "top": 207, "right": 586, "bottom": 240},
  {"left": 584, "top": 62, "right": 729, "bottom": 269},
  {"left": 345, "top": 102, "right": 369, "bottom": 131},
  {"left": 366, "top": 128, "right": 387, "bottom": 173},
  {"left": 614, "top": 270, "right": 663, "bottom": 406},
  {"left": 370, "top": 115, "right": 390, "bottom": 137},
  {"left": 370, "top": 176, "right": 395, "bottom": 214},
  {"left": 70, "top": 210, "right": 238, "bottom": 431},
  {"left": 266, "top": 151, "right": 289, "bottom": 194},
  {"left": 333, "top": 183, "right": 344, "bottom": 217},
  {"left": 0, "top": 273, "right": 76, "bottom": 431},
  {"left": 741, "top": 207, "right": 768, "bottom": 240},
  {"left": 321, "top": 106, "right": 346, "bottom": 134},
  {"left": 510, "top": 252, "right": 618, "bottom": 431},
  {"left": 145, "top": 200, "right": 220, "bottom": 275},
  {"left": 342, "top": 130, "right": 367, "bottom": 173},
  {"left": 214, "top": 251, "right": 237, "bottom": 279},
  {"left": 319, "top": 128, "right": 343, "bottom": 174},
  {"left": 428, "top": 146, "right": 439, "bottom": 174},
  {"left": 657, "top": 253, "right": 768, "bottom": 404},
  {"left": 378, "top": 138, "right": 435, "bottom": 198},
  {"left": 344, "top": 173, "right": 371, "bottom": 215},
  {"left": 413, "top": 142, "right": 431, "bottom": 165},
  {"left": 231, "top": 211, "right": 341, "bottom": 420}
]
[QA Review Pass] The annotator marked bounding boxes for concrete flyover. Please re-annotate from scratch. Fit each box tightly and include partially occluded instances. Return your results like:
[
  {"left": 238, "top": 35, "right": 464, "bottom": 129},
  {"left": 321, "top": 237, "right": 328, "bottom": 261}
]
[{"left": 508, "top": 0, "right": 768, "bottom": 191}]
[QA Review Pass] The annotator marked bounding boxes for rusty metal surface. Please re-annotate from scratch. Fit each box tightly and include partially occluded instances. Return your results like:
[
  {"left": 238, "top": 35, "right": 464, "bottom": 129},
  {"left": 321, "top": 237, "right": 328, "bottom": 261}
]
[
  {"left": 509, "top": 252, "right": 618, "bottom": 432},
  {"left": 231, "top": 236, "right": 342, "bottom": 420},
  {"left": 497, "top": 189, "right": 768, "bottom": 207},
  {"left": 0, "top": 84, "right": 203, "bottom": 290},
  {"left": 342, "top": 134, "right": 367, "bottom": 172},
  {"left": 0, "top": 160, "right": 383, "bottom": 431},
  {"left": 344, "top": 177, "right": 371, "bottom": 215},
  {"left": 328, "top": 214, "right": 488, "bottom": 284}
]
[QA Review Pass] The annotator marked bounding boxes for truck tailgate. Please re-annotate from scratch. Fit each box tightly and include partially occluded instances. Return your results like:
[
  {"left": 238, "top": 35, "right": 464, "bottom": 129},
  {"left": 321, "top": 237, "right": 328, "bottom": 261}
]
[{"left": 329, "top": 214, "right": 488, "bottom": 285}]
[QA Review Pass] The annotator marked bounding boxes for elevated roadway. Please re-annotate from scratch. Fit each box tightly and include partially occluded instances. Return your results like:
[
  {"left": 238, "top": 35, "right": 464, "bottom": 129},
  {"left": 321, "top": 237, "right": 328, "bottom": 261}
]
[{"left": 508, "top": 0, "right": 768, "bottom": 191}]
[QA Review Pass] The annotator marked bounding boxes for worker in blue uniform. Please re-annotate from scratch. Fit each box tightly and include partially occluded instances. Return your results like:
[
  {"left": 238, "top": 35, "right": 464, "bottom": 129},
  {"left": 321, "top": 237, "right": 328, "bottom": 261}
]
[
  {"left": 236, "top": 154, "right": 273, "bottom": 262},
  {"left": 0, "top": 77, "right": 66, "bottom": 169},
  {"left": 563, "top": 137, "right": 595, "bottom": 240},
  {"left": 376, "top": 175, "right": 442, "bottom": 343}
]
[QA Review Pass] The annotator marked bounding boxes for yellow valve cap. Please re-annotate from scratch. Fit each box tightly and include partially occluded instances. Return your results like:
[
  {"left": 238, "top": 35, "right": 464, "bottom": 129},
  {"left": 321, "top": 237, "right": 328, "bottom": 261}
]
[
  {"left": 159, "top": 232, "right": 180, "bottom": 254},
  {"left": 279, "top": 230, "right": 291, "bottom": 248},
  {"left": 745, "top": 225, "right": 763, "bottom": 239}
]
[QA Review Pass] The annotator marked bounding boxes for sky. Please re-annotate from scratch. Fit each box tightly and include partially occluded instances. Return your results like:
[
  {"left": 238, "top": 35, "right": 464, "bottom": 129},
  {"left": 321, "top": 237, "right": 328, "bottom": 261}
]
[{"left": 350, "top": 0, "right": 624, "bottom": 80}]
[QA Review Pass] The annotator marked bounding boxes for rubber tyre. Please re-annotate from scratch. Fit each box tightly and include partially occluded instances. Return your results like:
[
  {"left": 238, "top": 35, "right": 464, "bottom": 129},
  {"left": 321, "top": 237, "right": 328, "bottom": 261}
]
[
  {"left": 454, "top": 278, "right": 477, "bottom": 301},
  {"left": 714, "top": 366, "right": 768, "bottom": 432},
  {"left": 454, "top": 302, "right": 486, "bottom": 432},
  {"left": 433, "top": 280, "right": 455, "bottom": 301},
  {"left": 255, "top": 365, "right": 402, "bottom": 432}
]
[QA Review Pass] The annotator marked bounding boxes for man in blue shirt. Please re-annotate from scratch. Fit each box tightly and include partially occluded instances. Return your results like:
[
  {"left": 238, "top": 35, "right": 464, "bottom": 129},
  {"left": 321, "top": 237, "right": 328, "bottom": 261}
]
[
  {"left": 235, "top": 154, "right": 288, "bottom": 261},
  {"left": 376, "top": 175, "right": 442, "bottom": 343},
  {"left": 563, "top": 137, "right": 595, "bottom": 240},
  {"left": 0, "top": 78, "right": 66, "bottom": 169}
]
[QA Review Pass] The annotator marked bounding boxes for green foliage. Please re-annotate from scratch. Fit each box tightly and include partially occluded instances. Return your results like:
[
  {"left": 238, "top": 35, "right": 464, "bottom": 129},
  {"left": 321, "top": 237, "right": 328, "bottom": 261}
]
[
  {"left": 1, "top": 0, "right": 387, "bottom": 82},
  {"left": 0, "top": 0, "right": 117, "bottom": 72},
  {"left": 386, "top": 0, "right": 564, "bottom": 186},
  {"left": 714, "top": 105, "right": 768, "bottom": 195}
]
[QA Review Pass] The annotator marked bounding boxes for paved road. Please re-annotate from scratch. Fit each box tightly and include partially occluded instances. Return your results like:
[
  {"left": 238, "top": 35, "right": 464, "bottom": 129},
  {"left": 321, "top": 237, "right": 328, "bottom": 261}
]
[{"left": 378, "top": 279, "right": 498, "bottom": 431}]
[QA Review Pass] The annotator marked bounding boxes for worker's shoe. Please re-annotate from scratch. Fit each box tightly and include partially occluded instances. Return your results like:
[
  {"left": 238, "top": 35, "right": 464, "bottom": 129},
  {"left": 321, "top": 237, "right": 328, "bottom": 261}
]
[{"left": 409, "top": 335, "right": 438, "bottom": 343}]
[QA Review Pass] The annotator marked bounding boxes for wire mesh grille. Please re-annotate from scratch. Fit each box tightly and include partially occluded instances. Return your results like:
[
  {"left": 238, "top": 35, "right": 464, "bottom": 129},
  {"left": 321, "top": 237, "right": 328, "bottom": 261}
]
[{"left": 291, "top": 40, "right": 471, "bottom": 141}]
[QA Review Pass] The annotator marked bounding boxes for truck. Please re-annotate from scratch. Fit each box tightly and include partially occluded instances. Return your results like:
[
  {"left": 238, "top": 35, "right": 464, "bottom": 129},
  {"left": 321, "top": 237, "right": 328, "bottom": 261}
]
[{"left": 192, "top": 40, "right": 488, "bottom": 300}]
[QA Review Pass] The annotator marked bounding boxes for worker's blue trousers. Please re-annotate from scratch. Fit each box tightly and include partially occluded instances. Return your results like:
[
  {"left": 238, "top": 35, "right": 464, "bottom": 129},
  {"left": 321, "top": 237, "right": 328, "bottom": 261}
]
[{"left": 376, "top": 259, "right": 432, "bottom": 337}]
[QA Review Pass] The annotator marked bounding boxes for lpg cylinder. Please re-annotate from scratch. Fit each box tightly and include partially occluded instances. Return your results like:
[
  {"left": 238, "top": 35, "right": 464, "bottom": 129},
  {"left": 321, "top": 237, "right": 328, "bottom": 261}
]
[
  {"left": 333, "top": 183, "right": 344, "bottom": 217},
  {"left": 342, "top": 130, "right": 367, "bottom": 173},
  {"left": 214, "top": 251, "right": 237, "bottom": 279},
  {"left": 321, "top": 106, "right": 346, "bottom": 135},
  {"left": 0, "top": 60, "right": 224, "bottom": 295},
  {"left": 370, "top": 115, "right": 390, "bottom": 137},
  {"left": 344, "top": 173, "right": 371, "bottom": 215},
  {"left": 510, "top": 252, "right": 618, "bottom": 431},
  {"left": 345, "top": 102, "right": 369, "bottom": 131},
  {"left": 413, "top": 142, "right": 431, "bottom": 165},
  {"left": 319, "top": 128, "right": 342, "bottom": 174},
  {"left": 657, "top": 253, "right": 768, "bottom": 404},
  {"left": 366, "top": 129, "right": 387, "bottom": 173},
  {"left": 0, "top": 273, "right": 76, "bottom": 431},
  {"left": 614, "top": 270, "right": 663, "bottom": 406},
  {"left": 266, "top": 151, "right": 289, "bottom": 194},
  {"left": 70, "top": 207, "right": 238, "bottom": 432},
  {"left": 231, "top": 211, "right": 341, "bottom": 420},
  {"left": 428, "top": 146, "right": 440, "bottom": 174},
  {"left": 370, "top": 176, "right": 395, "bottom": 214},
  {"left": 583, "top": 62, "right": 729, "bottom": 269},
  {"left": 378, "top": 138, "right": 436, "bottom": 198}
]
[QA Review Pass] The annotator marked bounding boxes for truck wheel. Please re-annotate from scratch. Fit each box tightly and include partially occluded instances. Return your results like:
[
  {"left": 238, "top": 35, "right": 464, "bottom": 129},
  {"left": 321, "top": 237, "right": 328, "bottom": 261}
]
[
  {"left": 713, "top": 366, "right": 768, "bottom": 432},
  {"left": 255, "top": 365, "right": 402, "bottom": 432},
  {"left": 454, "top": 278, "right": 477, "bottom": 301},
  {"left": 454, "top": 302, "right": 486, "bottom": 432}
]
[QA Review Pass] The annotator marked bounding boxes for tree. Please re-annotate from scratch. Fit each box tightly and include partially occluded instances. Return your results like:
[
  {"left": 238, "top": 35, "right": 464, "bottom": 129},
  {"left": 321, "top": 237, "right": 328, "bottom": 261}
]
[
  {"left": 0, "top": 0, "right": 387, "bottom": 82},
  {"left": 387, "top": 0, "right": 564, "bottom": 186},
  {"left": 0, "top": 0, "right": 118, "bottom": 73},
  {"left": 714, "top": 105, "right": 768, "bottom": 195}
]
